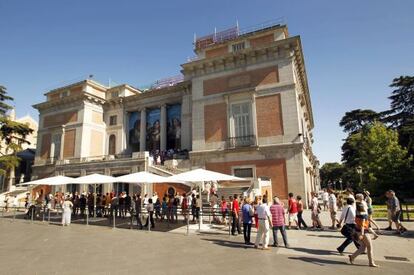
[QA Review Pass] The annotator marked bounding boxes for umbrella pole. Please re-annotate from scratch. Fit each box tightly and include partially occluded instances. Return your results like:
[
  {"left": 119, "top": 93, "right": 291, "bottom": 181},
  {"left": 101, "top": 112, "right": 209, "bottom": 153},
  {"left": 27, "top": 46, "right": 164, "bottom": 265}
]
[
  {"left": 94, "top": 183, "right": 97, "bottom": 218},
  {"left": 199, "top": 183, "right": 202, "bottom": 232}
]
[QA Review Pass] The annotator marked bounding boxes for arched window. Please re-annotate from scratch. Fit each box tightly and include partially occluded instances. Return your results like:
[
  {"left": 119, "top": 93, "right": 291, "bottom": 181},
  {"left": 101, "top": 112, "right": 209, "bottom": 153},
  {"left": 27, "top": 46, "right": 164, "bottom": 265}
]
[{"left": 109, "top": 134, "right": 116, "bottom": 155}]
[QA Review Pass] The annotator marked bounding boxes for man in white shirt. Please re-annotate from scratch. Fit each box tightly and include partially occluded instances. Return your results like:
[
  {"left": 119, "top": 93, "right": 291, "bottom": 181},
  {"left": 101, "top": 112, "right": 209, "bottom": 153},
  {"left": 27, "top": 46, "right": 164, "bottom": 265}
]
[
  {"left": 254, "top": 197, "right": 273, "bottom": 250},
  {"left": 337, "top": 197, "right": 359, "bottom": 254},
  {"left": 328, "top": 189, "right": 338, "bottom": 229}
]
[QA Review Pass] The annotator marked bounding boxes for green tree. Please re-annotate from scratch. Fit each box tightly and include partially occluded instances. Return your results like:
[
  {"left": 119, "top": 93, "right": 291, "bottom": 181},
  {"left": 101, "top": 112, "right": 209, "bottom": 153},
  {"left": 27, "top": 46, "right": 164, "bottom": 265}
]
[
  {"left": 319, "top": 162, "right": 344, "bottom": 188},
  {"left": 344, "top": 122, "right": 412, "bottom": 196},
  {"left": 0, "top": 85, "right": 33, "bottom": 176},
  {"left": 383, "top": 76, "right": 414, "bottom": 154},
  {"left": 339, "top": 109, "right": 379, "bottom": 134}
]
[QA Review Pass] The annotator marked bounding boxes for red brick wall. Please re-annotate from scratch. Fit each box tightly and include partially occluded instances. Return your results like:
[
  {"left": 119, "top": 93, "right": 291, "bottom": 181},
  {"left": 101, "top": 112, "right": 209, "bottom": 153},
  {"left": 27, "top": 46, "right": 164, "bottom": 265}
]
[
  {"left": 204, "top": 103, "right": 227, "bottom": 143},
  {"left": 249, "top": 33, "right": 274, "bottom": 48},
  {"left": 205, "top": 46, "right": 228, "bottom": 58},
  {"left": 43, "top": 111, "right": 78, "bottom": 128},
  {"left": 203, "top": 66, "right": 279, "bottom": 96},
  {"left": 206, "top": 159, "right": 288, "bottom": 199},
  {"left": 40, "top": 133, "right": 51, "bottom": 159},
  {"left": 63, "top": 129, "right": 76, "bottom": 158},
  {"left": 256, "top": 94, "right": 284, "bottom": 137}
]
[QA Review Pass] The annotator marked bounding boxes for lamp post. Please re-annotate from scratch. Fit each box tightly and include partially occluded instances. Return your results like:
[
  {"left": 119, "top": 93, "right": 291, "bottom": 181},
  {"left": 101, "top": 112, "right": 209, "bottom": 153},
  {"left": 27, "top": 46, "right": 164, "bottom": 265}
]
[{"left": 356, "top": 166, "right": 363, "bottom": 190}]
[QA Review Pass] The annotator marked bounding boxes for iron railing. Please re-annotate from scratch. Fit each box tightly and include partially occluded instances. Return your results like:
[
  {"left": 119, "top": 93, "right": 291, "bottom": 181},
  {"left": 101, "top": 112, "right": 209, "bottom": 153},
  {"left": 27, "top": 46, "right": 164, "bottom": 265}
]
[{"left": 227, "top": 135, "right": 256, "bottom": 148}]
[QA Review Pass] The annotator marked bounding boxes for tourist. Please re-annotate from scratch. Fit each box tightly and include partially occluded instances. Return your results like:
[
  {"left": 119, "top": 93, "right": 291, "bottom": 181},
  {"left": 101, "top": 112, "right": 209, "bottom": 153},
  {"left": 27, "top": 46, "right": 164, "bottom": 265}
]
[
  {"left": 135, "top": 194, "right": 143, "bottom": 229},
  {"left": 386, "top": 190, "right": 407, "bottom": 234},
  {"left": 195, "top": 194, "right": 202, "bottom": 222},
  {"left": 87, "top": 193, "right": 94, "bottom": 217},
  {"left": 322, "top": 189, "right": 329, "bottom": 211},
  {"left": 253, "top": 196, "right": 261, "bottom": 229},
  {"left": 191, "top": 194, "right": 197, "bottom": 222},
  {"left": 167, "top": 194, "right": 174, "bottom": 222},
  {"left": 210, "top": 193, "right": 219, "bottom": 223},
  {"left": 241, "top": 197, "right": 253, "bottom": 245},
  {"left": 363, "top": 191, "right": 380, "bottom": 231},
  {"left": 270, "top": 197, "right": 289, "bottom": 248},
  {"left": 337, "top": 197, "right": 359, "bottom": 254},
  {"left": 125, "top": 193, "right": 132, "bottom": 217},
  {"left": 287, "top": 193, "right": 299, "bottom": 229},
  {"left": 79, "top": 194, "right": 87, "bottom": 217},
  {"left": 143, "top": 194, "right": 149, "bottom": 207},
  {"left": 254, "top": 197, "right": 272, "bottom": 250},
  {"left": 143, "top": 198, "right": 155, "bottom": 228},
  {"left": 62, "top": 196, "right": 73, "bottom": 226},
  {"left": 231, "top": 194, "right": 241, "bottom": 236},
  {"left": 348, "top": 201, "right": 379, "bottom": 267},
  {"left": 181, "top": 193, "right": 188, "bottom": 222},
  {"left": 328, "top": 189, "right": 338, "bottom": 229},
  {"left": 111, "top": 194, "right": 119, "bottom": 217},
  {"left": 154, "top": 198, "right": 161, "bottom": 220},
  {"left": 310, "top": 192, "right": 323, "bottom": 230},
  {"left": 4, "top": 194, "right": 10, "bottom": 212},
  {"left": 161, "top": 196, "right": 168, "bottom": 221},
  {"left": 296, "top": 195, "right": 308, "bottom": 229},
  {"left": 220, "top": 196, "right": 228, "bottom": 224}
]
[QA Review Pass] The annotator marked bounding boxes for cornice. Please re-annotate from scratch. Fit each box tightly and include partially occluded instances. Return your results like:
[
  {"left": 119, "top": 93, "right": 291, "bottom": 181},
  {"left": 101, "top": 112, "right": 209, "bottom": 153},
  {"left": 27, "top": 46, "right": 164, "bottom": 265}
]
[{"left": 33, "top": 92, "right": 106, "bottom": 111}]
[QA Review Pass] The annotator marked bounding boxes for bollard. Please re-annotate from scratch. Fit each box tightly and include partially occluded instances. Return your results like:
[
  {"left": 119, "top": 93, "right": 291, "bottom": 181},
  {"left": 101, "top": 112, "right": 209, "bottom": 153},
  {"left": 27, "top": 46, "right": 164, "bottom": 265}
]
[
  {"left": 31, "top": 207, "right": 34, "bottom": 223},
  {"left": 86, "top": 211, "right": 89, "bottom": 226},
  {"left": 42, "top": 209, "right": 45, "bottom": 222},
  {"left": 13, "top": 207, "right": 16, "bottom": 221},
  {"left": 48, "top": 209, "right": 51, "bottom": 224},
  {"left": 228, "top": 214, "right": 231, "bottom": 236},
  {"left": 186, "top": 213, "right": 190, "bottom": 236},
  {"left": 112, "top": 212, "right": 116, "bottom": 229}
]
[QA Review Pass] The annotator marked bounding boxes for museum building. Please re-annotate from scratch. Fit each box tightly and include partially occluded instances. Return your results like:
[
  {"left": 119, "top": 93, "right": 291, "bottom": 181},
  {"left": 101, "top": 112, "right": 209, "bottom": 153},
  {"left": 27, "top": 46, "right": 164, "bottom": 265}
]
[{"left": 32, "top": 22, "right": 319, "bottom": 203}]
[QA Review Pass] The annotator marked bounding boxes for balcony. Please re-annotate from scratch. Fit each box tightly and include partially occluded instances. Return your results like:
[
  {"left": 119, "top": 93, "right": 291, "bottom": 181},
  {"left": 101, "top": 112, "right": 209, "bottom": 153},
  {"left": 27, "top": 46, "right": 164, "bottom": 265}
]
[{"left": 227, "top": 135, "right": 256, "bottom": 149}]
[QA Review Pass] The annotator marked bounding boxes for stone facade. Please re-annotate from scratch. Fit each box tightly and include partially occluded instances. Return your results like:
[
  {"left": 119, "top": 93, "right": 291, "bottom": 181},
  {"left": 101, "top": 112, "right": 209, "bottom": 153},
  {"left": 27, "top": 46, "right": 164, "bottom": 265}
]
[{"left": 31, "top": 23, "right": 319, "bottom": 204}]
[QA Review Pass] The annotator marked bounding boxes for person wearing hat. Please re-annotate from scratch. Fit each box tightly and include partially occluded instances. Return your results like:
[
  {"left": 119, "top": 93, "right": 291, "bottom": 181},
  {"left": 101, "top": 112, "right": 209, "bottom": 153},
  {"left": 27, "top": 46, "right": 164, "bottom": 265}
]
[{"left": 364, "top": 190, "right": 380, "bottom": 231}]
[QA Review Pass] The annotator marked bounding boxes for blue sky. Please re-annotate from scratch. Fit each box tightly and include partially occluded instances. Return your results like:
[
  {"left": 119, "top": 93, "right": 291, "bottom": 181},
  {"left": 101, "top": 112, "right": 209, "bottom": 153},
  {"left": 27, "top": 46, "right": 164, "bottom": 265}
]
[{"left": 1, "top": 0, "right": 413, "bottom": 164}]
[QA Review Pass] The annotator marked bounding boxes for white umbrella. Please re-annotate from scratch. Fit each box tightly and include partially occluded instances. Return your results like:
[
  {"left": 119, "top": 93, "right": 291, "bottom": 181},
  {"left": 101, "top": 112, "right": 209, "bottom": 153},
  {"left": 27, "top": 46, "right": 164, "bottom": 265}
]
[
  {"left": 168, "top": 168, "right": 246, "bottom": 231},
  {"left": 115, "top": 171, "right": 184, "bottom": 184},
  {"left": 19, "top": 175, "right": 74, "bottom": 186},
  {"left": 167, "top": 168, "right": 245, "bottom": 182},
  {"left": 69, "top": 173, "right": 117, "bottom": 184}
]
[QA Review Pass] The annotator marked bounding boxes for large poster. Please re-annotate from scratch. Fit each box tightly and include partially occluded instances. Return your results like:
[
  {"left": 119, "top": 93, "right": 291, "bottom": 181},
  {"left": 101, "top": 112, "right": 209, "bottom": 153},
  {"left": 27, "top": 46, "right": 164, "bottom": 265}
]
[
  {"left": 167, "top": 104, "right": 181, "bottom": 150},
  {"left": 146, "top": 108, "right": 160, "bottom": 151},
  {"left": 128, "top": 112, "right": 141, "bottom": 152}
]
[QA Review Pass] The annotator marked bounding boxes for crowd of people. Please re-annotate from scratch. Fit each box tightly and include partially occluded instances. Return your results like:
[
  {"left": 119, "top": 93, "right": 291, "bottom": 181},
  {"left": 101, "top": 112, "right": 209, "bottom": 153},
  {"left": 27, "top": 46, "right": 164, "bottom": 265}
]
[{"left": 3, "top": 186, "right": 410, "bottom": 268}]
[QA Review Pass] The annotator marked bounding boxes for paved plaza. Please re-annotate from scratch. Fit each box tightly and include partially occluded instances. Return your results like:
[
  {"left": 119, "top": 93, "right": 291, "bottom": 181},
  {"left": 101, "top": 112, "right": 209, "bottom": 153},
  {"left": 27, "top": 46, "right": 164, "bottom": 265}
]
[{"left": 0, "top": 211, "right": 413, "bottom": 275}]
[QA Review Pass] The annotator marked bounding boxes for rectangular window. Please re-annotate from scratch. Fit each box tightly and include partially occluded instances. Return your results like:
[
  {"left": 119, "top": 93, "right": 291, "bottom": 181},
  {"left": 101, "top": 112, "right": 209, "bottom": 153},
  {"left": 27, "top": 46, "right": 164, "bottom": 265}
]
[
  {"left": 232, "top": 42, "right": 245, "bottom": 53},
  {"left": 229, "top": 101, "right": 254, "bottom": 147},
  {"left": 233, "top": 167, "right": 254, "bottom": 178},
  {"left": 109, "top": 115, "right": 117, "bottom": 126},
  {"left": 111, "top": 91, "right": 119, "bottom": 98},
  {"left": 60, "top": 90, "right": 70, "bottom": 98}
]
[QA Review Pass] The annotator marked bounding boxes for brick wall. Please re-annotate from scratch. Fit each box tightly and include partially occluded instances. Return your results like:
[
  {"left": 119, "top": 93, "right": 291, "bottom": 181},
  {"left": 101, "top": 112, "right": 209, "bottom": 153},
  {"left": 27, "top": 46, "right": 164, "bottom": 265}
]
[
  {"left": 249, "top": 33, "right": 274, "bottom": 48},
  {"left": 203, "top": 66, "right": 279, "bottom": 96},
  {"left": 43, "top": 111, "right": 78, "bottom": 128},
  {"left": 205, "top": 46, "right": 228, "bottom": 58},
  {"left": 206, "top": 158, "right": 288, "bottom": 199},
  {"left": 256, "top": 94, "right": 284, "bottom": 137},
  {"left": 40, "top": 133, "right": 51, "bottom": 159},
  {"left": 63, "top": 129, "right": 76, "bottom": 158},
  {"left": 204, "top": 103, "right": 227, "bottom": 143}
]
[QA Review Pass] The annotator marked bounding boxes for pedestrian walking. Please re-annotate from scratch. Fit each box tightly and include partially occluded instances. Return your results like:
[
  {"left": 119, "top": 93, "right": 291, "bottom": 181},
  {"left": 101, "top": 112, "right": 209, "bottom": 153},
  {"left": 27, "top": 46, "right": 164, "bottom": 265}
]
[
  {"left": 297, "top": 195, "right": 308, "bottom": 229},
  {"left": 288, "top": 193, "right": 299, "bottom": 229},
  {"left": 62, "top": 197, "right": 73, "bottom": 226},
  {"left": 231, "top": 194, "right": 241, "bottom": 236},
  {"left": 337, "top": 197, "right": 359, "bottom": 254}
]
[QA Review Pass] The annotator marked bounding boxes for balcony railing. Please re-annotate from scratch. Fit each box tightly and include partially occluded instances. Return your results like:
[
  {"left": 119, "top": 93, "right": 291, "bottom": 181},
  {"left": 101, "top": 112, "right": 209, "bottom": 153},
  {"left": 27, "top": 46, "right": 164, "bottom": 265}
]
[{"left": 227, "top": 135, "right": 256, "bottom": 148}]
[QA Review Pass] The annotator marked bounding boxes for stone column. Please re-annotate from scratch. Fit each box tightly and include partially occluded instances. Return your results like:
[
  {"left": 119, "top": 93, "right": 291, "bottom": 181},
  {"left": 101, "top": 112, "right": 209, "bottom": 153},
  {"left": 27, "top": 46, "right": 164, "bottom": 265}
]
[
  {"left": 160, "top": 104, "right": 167, "bottom": 151},
  {"left": 59, "top": 125, "right": 66, "bottom": 160},
  {"left": 140, "top": 108, "right": 146, "bottom": 152}
]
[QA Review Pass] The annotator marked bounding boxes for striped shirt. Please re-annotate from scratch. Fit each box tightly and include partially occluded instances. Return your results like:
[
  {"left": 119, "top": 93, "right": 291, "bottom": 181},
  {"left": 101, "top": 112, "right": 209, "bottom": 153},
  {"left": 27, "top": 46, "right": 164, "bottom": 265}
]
[{"left": 270, "top": 204, "right": 285, "bottom": 226}]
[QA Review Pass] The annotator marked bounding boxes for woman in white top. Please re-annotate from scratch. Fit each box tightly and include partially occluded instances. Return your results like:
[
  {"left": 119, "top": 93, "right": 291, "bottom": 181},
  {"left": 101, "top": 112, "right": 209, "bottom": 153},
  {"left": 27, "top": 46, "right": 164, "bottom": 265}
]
[
  {"left": 143, "top": 198, "right": 155, "bottom": 228},
  {"left": 62, "top": 197, "right": 73, "bottom": 226}
]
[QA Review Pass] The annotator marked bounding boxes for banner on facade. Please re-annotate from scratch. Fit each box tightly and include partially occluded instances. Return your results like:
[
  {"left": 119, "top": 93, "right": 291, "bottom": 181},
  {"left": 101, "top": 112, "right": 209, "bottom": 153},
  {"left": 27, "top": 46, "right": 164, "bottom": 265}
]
[
  {"left": 146, "top": 108, "right": 161, "bottom": 151},
  {"left": 167, "top": 104, "right": 181, "bottom": 150},
  {"left": 128, "top": 112, "right": 141, "bottom": 152}
]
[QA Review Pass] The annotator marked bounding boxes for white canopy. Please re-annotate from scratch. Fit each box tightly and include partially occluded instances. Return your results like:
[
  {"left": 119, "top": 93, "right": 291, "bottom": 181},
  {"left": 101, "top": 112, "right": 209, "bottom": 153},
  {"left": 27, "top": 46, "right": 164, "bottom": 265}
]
[
  {"left": 19, "top": 175, "right": 75, "bottom": 186},
  {"left": 115, "top": 171, "right": 184, "bottom": 184},
  {"left": 69, "top": 173, "right": 117, "bottom": 184},
  {"left": 167, "top": 168, "right": 245, "bottom": 183}
]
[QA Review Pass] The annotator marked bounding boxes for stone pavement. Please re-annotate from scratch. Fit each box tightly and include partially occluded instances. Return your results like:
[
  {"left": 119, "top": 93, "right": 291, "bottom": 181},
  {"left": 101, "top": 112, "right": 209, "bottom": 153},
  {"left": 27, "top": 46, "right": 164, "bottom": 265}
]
[{"left": 0, "top": 210, "right": 413, "bottom": 275}]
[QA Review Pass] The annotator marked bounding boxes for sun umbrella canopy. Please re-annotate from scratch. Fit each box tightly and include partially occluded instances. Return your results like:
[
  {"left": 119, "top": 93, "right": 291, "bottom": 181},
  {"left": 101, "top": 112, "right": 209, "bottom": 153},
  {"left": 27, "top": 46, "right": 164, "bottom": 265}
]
[
  {"left": 19, "top": 175, "right": 75, "bottom": 186},
  {"left": 167, "top": 168, "right": 246, "bottom": 183},
  {"left": 115, "top": 171, "right": 179, "bottom": 184},
  {"left": 69, "top": 173, "right": 116, "bottom": 184}
]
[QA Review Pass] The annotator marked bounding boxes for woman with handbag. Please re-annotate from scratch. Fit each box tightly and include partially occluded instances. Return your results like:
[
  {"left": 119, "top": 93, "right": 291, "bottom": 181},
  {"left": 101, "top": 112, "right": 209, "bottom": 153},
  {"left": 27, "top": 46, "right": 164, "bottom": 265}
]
[{"left": 337, "top": 197, "right": 359, "bottom": 254}]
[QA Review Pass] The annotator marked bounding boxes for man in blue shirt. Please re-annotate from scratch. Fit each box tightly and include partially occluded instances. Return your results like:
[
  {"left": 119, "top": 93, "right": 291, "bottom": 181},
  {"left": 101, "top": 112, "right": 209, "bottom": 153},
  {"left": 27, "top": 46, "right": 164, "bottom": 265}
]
[{"left": 242, "top": 197, "right": 253, "bottom": 245}]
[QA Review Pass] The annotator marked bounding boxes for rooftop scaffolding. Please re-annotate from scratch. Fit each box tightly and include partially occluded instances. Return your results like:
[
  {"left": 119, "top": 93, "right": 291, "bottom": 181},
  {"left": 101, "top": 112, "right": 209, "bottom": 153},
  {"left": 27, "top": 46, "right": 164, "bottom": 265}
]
[{"left": 194, "top": 18, "right": 285, "bottom": 50}]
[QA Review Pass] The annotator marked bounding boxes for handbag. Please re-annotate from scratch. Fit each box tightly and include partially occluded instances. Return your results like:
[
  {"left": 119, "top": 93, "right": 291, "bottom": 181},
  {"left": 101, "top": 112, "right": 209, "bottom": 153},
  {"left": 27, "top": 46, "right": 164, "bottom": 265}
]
[
  {"left": 248, "top": 205, "right": 254, "bottom": 217},
  {"left": 340, "top": 207, "right": 355, "bottom": 238}
]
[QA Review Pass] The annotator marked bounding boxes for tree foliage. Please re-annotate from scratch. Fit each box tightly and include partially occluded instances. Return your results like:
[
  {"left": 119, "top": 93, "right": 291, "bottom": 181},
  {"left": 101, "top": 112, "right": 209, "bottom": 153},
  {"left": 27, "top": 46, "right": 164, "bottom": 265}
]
[
  {"left": 0, "top": 85, "right": 33, "bottom": 176},
  {"left": 339, "top": 109, "right": 379, "bottom": 134},
  {"left": 319, "top": 162, "right": 344, "bottom": 187}
]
